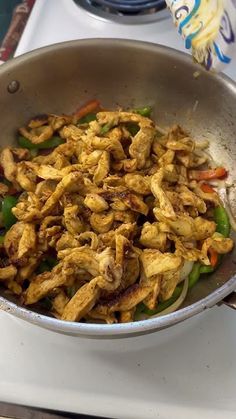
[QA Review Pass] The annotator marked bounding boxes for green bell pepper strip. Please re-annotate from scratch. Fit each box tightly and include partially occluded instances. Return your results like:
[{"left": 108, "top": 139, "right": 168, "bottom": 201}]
[
  {"left": 37, "top": 257, "right": 58, "bottom": 274},
  {"left": 2, "top": 196, "right": 18, "bottom": 230},
  {"left": 139, "top": 262, "right": 202, "bottom": 317},
  {"left": 18, "top": 136, "right": 36, "bottom": 150},
  {"left": 0, "top": 235, "right": 5, "bottom": 244},
  {"left": 199, "top": 255, "right": 223, "bottom": 275},
  {"left": 188, "top": 262, "right": 201, "bottom": 289},
  {"left": 46, "top": 256, "right": 58, "bottom": 269},
  {"left": 67, "top": 285, "right": 77, "bottom": 299},
  {"left": 40, "top": 297, "right": 52, "bottom": 310},
  {"left": 133, "top": 106, "right": 152, "bottom": 117},
  {"left": 100, "top": 123, "right": 111, "bottom": 135},
  {"left": 214, "top": 206, "right": 230, "bottom": 238},
  {"left": 2, "top": 179, "right": 12, "bottom": 187},
  {"left": 126, "top": 123, "right": 140, "bottom": 136},
  {"left": 156, "top": 130, "right": 164, "bottom": 138},
  {"left": 140, "top": 285, "right": 183, "bottom": 317},
  {"left": 134, "top": 302, "right": 146, "bottom": 318},
  {"left": 78, "top": 113, "right": 97, "bottom": 124},
  {"left": 198, "top": 206, "right": 229, "bottom": 275},
  {"left": 30, "top": 148, "right": 38, "bottom": 158},
  {"left": 198, "top": 207, "right": 229, "bottom": 274},
  {"left": 2, "top": 179, "right": 18, "bottom": 195},
  {"left": 37, "top": 261, "right": 50, "bottom": 274},
  {"left": 18, "top": 135, "right": 65, "bottom": 150},
  {"left": 137, "top": 206, "right": 231, "bottom": 318},
  {"left": 199, "top": 265, "right": 214, "bottom": 274}
]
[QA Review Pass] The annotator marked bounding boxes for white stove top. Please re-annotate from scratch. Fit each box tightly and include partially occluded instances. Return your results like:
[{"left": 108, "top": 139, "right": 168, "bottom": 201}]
[
  {"left": 0, "top": 0, "right": 235, "bottom": 417},
  {"left": 1, "top": 307, "right": 236, "bottom": 419},
  {"left": 15, "top": 0, "right": 236, "bottom": 80},
  {"left": 15, "top": 0, "right": 183, "bottom": 54}
]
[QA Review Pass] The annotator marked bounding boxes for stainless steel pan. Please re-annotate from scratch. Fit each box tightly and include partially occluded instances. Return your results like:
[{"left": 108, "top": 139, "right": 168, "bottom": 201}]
[{"left": 0, "top": 39, "right": 236, "bottom": 338}]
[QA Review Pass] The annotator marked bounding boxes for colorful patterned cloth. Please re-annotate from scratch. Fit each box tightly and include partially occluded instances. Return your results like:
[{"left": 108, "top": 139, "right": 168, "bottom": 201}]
[{"left": 0, "top": 0, "right": 35, "bottom": 64}]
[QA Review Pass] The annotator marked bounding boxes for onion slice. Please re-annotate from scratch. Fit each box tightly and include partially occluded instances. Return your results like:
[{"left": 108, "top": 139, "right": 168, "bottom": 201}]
[
  {"left": 217, "top": 181, "right": 236, "bottom": 232},
  {"left": 179, "top": 260, "right": 194, "bottom": 283},
  {"left": 151, "top": 276, "right": 189, "bottom": 318}
]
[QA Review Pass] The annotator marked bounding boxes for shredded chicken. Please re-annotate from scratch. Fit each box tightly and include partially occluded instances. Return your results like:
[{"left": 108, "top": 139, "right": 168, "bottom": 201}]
[{"left": 0, "top": 107, "right": 233, "bottom": 324}]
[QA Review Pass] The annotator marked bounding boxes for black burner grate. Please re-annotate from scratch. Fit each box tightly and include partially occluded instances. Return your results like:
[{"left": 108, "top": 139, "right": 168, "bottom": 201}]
[
  {"left": 89, "top": 0, "right": 166, "bottom": 12},
  {"left": 75, "top": 0, "right": 166, "bottom": 23}
]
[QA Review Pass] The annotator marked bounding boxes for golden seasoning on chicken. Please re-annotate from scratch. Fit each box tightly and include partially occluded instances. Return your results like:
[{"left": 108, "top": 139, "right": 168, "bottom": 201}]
[{"left": 0, "top": 101, "right": 233, "bottom": 323}]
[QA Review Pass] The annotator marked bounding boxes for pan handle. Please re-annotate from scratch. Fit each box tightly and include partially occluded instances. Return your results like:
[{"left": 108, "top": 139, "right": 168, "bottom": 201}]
[{"left": 218, "top": 292, "right": 236, "bottom": 310}]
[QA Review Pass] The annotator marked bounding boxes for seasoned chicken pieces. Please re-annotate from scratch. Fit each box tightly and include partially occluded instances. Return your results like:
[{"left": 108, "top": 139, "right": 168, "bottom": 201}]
[
  {"left": 90, "top": 211, "right": 114, "bottom": 233},
  {"left": 24, "top": 267, "right": 71, "bottom": 305},
  {"left": 63, "top": 205, "right": 84, "bottom": 234},
  {"left": 42, "top": 172, "right": 83, "bottom": 216},
  {"left": 0, "top": 265, "right": 17, "bottom": 281},
  {"left": 93, "top": 151, "right": 110, "bottom": 186},
  {"left": 151, "top": 168, "right": 176, "bottom": 219},
  {"left": 19, "top": 125, "right": 54, "bottom": 145},
  {"left": 16, "top": 162, "right": 37, "bottom": 192},
  {"left": 4, "top": 222, "right": 37, "bottom": 262},
  {"left": 140, "top": 222, "right": 167, "bottom": 251},
  {"left": 62, "top": 277, "right": 101, "bottom": 322},
  {"left": 84, "top": 194, "right": 108, "bottom": 213},
  {"left": 129, "top": 126, "right": 155, "bottom": 169},
  {"left": 0, "top": 107, "right": 233, "bottom": 323},
  {"left": 0, "top": 148, "right": 17, "bottom": 183},
  {"left": 124, "top": 173, "right": 151, "bottom": 195},
  {"left": 141, "top": 249, "right": 182, "bottom": 279}
]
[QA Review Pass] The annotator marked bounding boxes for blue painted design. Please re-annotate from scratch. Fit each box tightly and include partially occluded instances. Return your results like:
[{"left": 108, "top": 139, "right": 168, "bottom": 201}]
[
  {"left": 185, "top": 22, "right": 203, "bottom": 49},
  {"left": 206, "top": 51, "right": 213, "bottom": 70},
  {"left": 179, "top": 0, "right": 201, "bottom": 34},
  {"left": 220, "top": 11, "right": 235, "bottom": 43},
  {"left": 213, "top": 42, "right": 231, "bottom": 63},
  {"left": 175, "top": 6, "right": 189, "bottom": 21}
]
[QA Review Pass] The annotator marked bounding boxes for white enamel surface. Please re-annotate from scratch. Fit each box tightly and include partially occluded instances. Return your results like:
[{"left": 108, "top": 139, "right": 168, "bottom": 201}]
[
  {"left": 15, "top": 0, "right": 236, "bottom": 79},
  {"left": 0, "top": 1, "right": 235, "bottom": 417},
  {"left": 1, "top": 307, "right": 236, "bottom": 418},
  {"left": 15, "top": 0, "right": 183, "bottom": 54}
]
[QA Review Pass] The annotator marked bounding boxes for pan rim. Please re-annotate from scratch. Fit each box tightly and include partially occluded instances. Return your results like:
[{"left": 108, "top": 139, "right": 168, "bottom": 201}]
[
  {"left": 1, "top": 274, "right": 235, "bottom": 336},
  {"left": 0, "top": 38, "right": 235, "bottom": 337}
]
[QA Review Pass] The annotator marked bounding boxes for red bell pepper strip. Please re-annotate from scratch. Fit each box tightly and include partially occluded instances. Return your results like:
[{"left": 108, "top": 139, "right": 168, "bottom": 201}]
[
  {"left": 200, "top": 183, "right": 215, "bottom": 193},
  {"left": 208, "top": 247, "right": 218, "bottom": 268},
  {"left": 191, "top": 167, "right": 227, "bottom": 180},
  {"left": 74, "top": 99, "right": 100, "bottom": 120}
]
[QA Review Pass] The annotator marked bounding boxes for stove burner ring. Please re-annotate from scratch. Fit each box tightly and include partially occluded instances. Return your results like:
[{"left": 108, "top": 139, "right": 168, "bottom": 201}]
[
  {"left": 89, "top": 0, "right": 165, "bottom": 12},
  {"left": 75, "top": 0, "right": 166, "bottom": 24}
]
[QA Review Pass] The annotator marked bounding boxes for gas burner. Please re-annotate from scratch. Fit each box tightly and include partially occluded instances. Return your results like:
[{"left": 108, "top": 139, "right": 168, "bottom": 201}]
[{"left": 75, "top": 0, "right": 166, "bottom": 24}]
